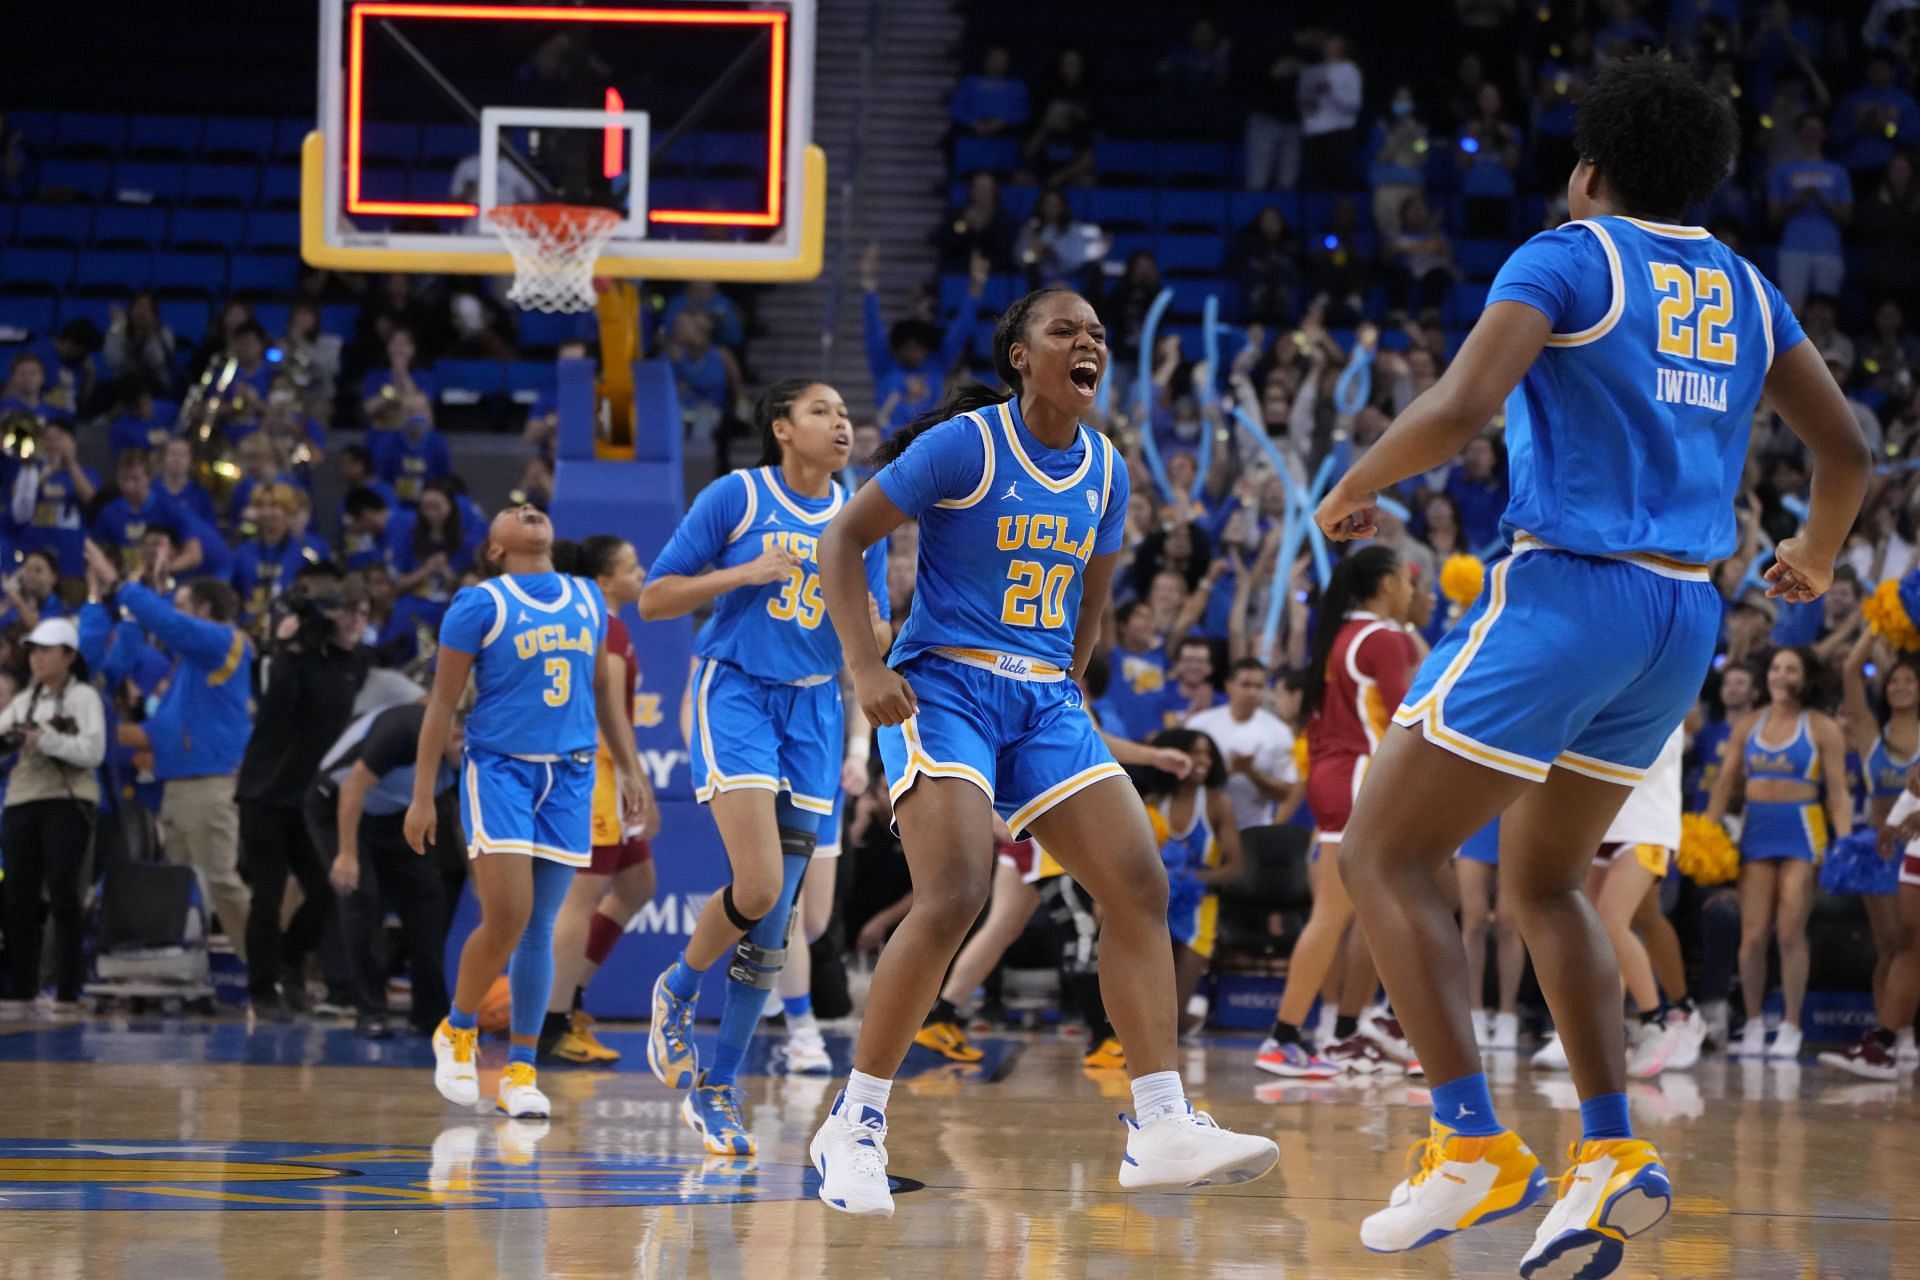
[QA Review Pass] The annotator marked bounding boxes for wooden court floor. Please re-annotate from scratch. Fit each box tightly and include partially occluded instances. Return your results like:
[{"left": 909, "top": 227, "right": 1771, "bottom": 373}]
[{"left": 0, "top": 1015, "right": 1912, "bottom": 1279}]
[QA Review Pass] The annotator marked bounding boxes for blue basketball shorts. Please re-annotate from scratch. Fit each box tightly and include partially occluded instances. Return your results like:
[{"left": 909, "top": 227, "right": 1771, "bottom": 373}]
[
  {"left": 878, "top": 651, "right": 1126, "bottom": 839},
  {"left": 689, "top": 657, "right": 841, "bottom": 836},
  {"left": 1396, "top": 543, "right": 1719, "bottom": 785},
  {"left": 817, "top": 787, "right": 845, "bottom": 859},
  {"left": 1167, "top": 878, "right": 1218, "bottom": 959},
  {"left": 1456, "top": 818, "right": 1501, "bottom": 866},
  {"left": 1740, "top": 800, "right": 1827, "bottom": 864},
  {"left": 460, "top": 745, "right": 595, "bottom": 867}
]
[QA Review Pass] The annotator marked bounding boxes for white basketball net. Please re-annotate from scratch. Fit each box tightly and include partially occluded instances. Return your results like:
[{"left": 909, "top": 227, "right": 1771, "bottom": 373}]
[{"left": 486, "top": 203, "right": 622, "bottom": 314}]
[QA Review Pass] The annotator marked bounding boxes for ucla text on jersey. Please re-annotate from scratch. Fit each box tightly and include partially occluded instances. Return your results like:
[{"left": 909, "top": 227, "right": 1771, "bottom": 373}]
[{"left": 438, "top": 572, "right": 606, "bottom": 760}]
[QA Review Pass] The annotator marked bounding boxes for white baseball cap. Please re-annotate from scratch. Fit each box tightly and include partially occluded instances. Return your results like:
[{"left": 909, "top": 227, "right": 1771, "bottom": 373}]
[{"left": 24, "top": 617, "right": 80, "bottom": 651}]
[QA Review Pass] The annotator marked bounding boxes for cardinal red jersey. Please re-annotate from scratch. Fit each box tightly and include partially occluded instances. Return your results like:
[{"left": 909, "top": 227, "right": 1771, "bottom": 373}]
[
  {"left": 1303, "top": 612, "right": 1418, "bottom": 838},
  {"left": 590, "top": 616, "right": 643, "bottom": 848}
]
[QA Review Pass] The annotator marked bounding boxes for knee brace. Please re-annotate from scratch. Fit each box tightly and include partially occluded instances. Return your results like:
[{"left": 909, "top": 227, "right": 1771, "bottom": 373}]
[
  {"left": 721, "top": 884, "right": 762, "bottom": 933},
  {"left": 727, "top": 937, "right": 788, "bottom": 989},
  {"left": 779, "top": 826, "right": 818, "bottom": 862}
]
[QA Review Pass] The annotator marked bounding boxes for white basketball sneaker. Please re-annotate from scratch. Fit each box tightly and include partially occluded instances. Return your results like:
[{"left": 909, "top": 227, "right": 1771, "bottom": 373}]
[
  {"left": 1663, "top": 1008, "right": 1706, "bottom": 1071},
  {"left": 433, "top": 1018, "right": 480, "bottom": 1106},
  {"left": 1626, "top": 1019, "right": 1677, "bottom": 1079},
  {"left": 1117, "top": 1103, "right": 1278, "bottom": 1190},
  {"left": 784, "top": 1017, "right": 833, "bottom": 1075},
  {"left": 496, "top": 1062, "right": 551, "bottom": 1120},
  {"left": 811, "top": 1089, "right": 894, "bottom": 1216},
  {"left": 1765, "top": 1022, "right": 1803, "bottom": 1061},
  {"left": 1490, "top": 1012, "right": 1520, "bottom": 1052},
  {"left": 1731, "top": 1019, "right": 1767, "bottom": 1059},
  {"left": 1532, "top": 1031, "right": 1570, "bottom": 1071},
  {"left": 1360, "top": 1119, "right": 1547, "bottom": 1253},
  {"left": 1519, "top": 1138, "right": 1671, "bottom": 1279}
]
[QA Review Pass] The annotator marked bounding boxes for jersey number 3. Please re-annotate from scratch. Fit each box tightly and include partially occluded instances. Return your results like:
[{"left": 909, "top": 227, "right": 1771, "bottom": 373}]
[
  {"left": 767, "top": 569, "right": 825, "bottom": 629},
  {"left": 542, "top": 657, "right": 571, "bottom": 707},
  {"left": 1650, "top": 262, "right": 1736, "bottom": 365},
  {"left": 1001, "top": 560, "right": 1073, "bottom": 628}
]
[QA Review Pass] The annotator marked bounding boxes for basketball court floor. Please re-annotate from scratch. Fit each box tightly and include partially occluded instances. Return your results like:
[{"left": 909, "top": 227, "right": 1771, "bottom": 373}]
[{"left": 0, "top": 1014, "right": 1911, "bottom": 1278}]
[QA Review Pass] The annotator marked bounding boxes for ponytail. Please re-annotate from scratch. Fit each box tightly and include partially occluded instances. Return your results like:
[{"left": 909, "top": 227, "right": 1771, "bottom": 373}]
[
  {"left": 871, "top": 285, "right": 1077, "bottom": 469},
  {"left": 1299, "top": 545, "right": 1402, "bottom": 722},
  {"left": 754, "top": 377, "right": 828, "bottom": 467}
]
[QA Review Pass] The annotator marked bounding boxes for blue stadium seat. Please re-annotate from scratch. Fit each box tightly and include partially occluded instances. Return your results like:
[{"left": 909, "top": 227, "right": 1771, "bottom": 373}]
[
  {"left": 158, "top": 298, "right": 211, "bottom": 340},
  {"left": 1092, "top": 138, "right": 1156, "bottom": 183},
  {"left": 507, "top": 360, "right": 554, "bottom": 405},
  {"left": 113, "top": 161, "right": 189, "bottom": 205},
  {"left": 73, "top": 249, "right": 154, "bottom": 296},
  {"left": 419, "top": 124, "right": 473, "bottom": 163},
  {"left": 1156, "top": 190, "right": 1227, "bottom": 233},
  {"left": 150, "top": 251, "right": 228, "bottom": 298},
  {"left": 0, "top": 297, "right": 57, "bottom": 340},
  {"left": 1442, "top": 282, "right": 1490, "bottom": 327},
  {"left": 436, "top": 359, "right": 508, "bottom": 405},
  {"left": 202, "top": 117, "right": 274, "bottom": 160},
  {"left": 128, "top": 115, "right": 203, "bottom": 158},
  {"left": 56, "top": 296, "right": 115, "bottom": 330},
  {"left": 1158, "top": 141, "right": 1233, "bottom": 185},
  {"left": 271, "top": 119, "right": 311, "bottom": 161},
  {"left": 1088, "top": 188, "right": 1155, "bottom": 231},
  {"left": 320, "top": 304, "right": 357, "bottom": 337},
  {"left": 188, "top": 164, "right": 261, "bottom": 207},
  {"left": 954, "top": 135, "right": 1021, "bottom": 175},
  {"left": 517, "top": 310, "right": 594, "bottom": 349},
  {"left": 92, "top": 205, "right": 169, "bottom": 248},
  {"left": 0, "top": 248, "right": 76, "bottom": 293},
  {"left": 7, "top": 112, "right": 55, "bottom": 150},
  {"left": 1228, "top": 191, "right": 1301, "bottom": 228},
  {"left": 1455, "top": 240, "right": 1509, "bottom": 280},
  {"left": 1167, "top": 277, "right": 1227, "bottom": 314},
  {"left": 1300, "top": 191, "right": 1367, "bottom": 232},
  {"left": 37, "top": 159, "right": 112, "bottom": 201},
  {"left": 15, "top": 204, "right": 90, "bottom": 248},
  {"left": 1155, "top": 235, "right": 1224, "bottom": 274},
  {"left": 227, "top": 253, "right": 295, "bottom": 297},
  {"left": 362, "top": 122, "right": 419, "bottom": 163},
  {"left": 998, "top": 183, "right": 1039, "bottom": 222},
  {"left": 52, "top": 112, "right": 127, "bottom": 157},
  {"left": 169, "top": 208, "right": 247, "bottom": 250},
  {"left": 0, "top": 205, "right": 13, "bottom": 242},
  {"left": 1105, "top": 231, "right": 1155, "bottom": 262},
  {"left": 252, "top": 303, "right": 292, "bottom": 339},
  {"left": 703, "top": 132, "right": 766, "bottom": 170},
  {"left": 260, "top": 166, "right": 302, "bottom": 208},
  {"left": 244, "top": 211, "right": 300, "bottom": 251}
]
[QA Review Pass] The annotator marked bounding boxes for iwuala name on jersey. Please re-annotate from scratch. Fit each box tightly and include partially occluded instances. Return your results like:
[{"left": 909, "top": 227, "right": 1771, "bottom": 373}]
[{"left": 1655, "top": 367, "right": 1729, "bottom": 411}]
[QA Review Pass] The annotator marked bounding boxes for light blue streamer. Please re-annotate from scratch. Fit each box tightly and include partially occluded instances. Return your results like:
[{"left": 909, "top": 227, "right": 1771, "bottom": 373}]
[
  {"left": 1131, "top": 287, "right": 1177, "bottom": 502},
  {"left": 1333, "top": 344, "right": 1374, "bottom": 416}
]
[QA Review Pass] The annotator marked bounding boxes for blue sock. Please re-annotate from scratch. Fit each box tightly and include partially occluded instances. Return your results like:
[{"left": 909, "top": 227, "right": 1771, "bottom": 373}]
[
  {"left": 1579, "top": 1092, "right": 1632, "bottom": 1141},
  {"left": 665, "top": 951, "right": 703, "bottom": 1002},
  {"left": 1431, "top": 1072, "right": 1501, "bottom": 1137},
  {"left": 447, "top": 1007, "right": 477, "bottom": 1032},
  {"left": 705, "top": 852, "right": 809, "bottom": 1086},
  {"left": 783, "top": 993, "right": 812, "bottom": 1020},
  {"left": 507, "top": 1043, "right": 536, "bottom": 1067},
  {"left": 504, "top": 859, "right": 573, "bottom": 1042}
]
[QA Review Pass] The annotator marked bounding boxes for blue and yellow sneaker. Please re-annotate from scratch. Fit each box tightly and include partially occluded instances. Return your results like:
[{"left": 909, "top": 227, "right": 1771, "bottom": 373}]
[
  {"left": 1519, "top": 1139, "right": 1671, "bottom": 1279},
  {"left": 681, "top": 1071, "right": 755, "bottom": 1156},
  {"left": 1360, "top": 1119, "right": 1548, "bottom": 1252},
  {"left": 648, "top": 966, "right": 699, "bottom": 1089}
]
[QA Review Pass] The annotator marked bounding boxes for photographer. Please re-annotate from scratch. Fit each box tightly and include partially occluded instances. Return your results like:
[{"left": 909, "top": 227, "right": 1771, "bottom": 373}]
[
  {"left": 84, "top": 538, "right": 254, "bottom": 960},
  {"left": 308, "top": 695, "right": 464, "bottom": 1039},
  {"left": 233, "top": 565, "right": 371, "bottom": 1016},
  {"left": 0, "top": 618, "right": 105, "bottom": 1010}
]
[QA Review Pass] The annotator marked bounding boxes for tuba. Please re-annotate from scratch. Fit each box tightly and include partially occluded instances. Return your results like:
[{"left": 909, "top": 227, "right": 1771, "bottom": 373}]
[
  {"left": 0, "top": 402, "right": 44, "bottom": 464},
  {"left": 176, "top": 356, "right": 242, "bottom": 507}
]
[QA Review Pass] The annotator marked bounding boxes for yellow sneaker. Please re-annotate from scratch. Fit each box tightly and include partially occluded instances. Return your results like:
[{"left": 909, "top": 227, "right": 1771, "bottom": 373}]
[
  {"left": 496, "top": 1062, "right": 551, "bottom": 1119},
  {"left": 1519, "top": 1139, "right": 1671, "bottom": 1279},
  {"left": 913, "top": 1020, "right": 984, "bottom": 1063},
  {"left": 1360, "top": 1119, "right": 1548, "bottom": 1253},
  {"left": 1083, "top": 1035, "right": 1127, "bottom": 1069},
  {"left": 552, "top": 1010, "right": 621, "bottom": 1064}
]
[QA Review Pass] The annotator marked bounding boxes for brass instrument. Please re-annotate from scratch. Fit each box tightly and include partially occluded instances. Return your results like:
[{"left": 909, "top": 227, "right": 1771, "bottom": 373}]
[
  {"left": 0, "top": 403, "right": 44, "bottom": 464},
  {"left": 176, "top": 356, "right": 243, "bottom": 508}
]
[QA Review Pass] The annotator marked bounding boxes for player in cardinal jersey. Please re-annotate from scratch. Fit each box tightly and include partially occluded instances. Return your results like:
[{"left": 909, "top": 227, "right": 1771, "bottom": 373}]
[
  {"left": 639, "top": 380, "right": 890, "bottom": 1158},
  {"left": 1254, "top": 546, "right": 1426, "bottom": 1081},
  {"left": 1312, "top": 58, "right": 1870, "bottom": 1275},
  {"left": 808, "top": 287, "right": 1276, "bottom": 1216}
]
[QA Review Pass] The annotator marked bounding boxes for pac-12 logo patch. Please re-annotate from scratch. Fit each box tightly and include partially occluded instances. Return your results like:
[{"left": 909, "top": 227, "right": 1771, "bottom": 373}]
[{"left": 1086, "top": 490, "right": 1098, "bottom": 513}]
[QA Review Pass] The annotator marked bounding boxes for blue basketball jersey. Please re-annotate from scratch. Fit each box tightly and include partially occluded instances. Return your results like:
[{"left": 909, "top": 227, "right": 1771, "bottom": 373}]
[
  {"left": 650, "top": 466, "right": 890, "bottom": 684},
  {"left": 1488, "top": 216, "right": 1806, "bottom": 563},
  {"left": 439, "top": 572, "right": 605, "bottom": 758},
  {"left": 877, "top": 398, "right": 1128, "bottom": 674}
]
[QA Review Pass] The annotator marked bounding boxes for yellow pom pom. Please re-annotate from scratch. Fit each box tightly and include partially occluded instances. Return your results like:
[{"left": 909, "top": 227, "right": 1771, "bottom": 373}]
[
  {"left": 1677, "top": 814, "right": 1740, "bottom": 887},
  {"left": 1440, "top": 554, "right": 1486, "bottom": 607},
  {"left": 1292, "top": 735, "right": 1310, "bottom": 777},
  {"left": 1864, "top": 578, "right": 1920, "bottom": 652}
]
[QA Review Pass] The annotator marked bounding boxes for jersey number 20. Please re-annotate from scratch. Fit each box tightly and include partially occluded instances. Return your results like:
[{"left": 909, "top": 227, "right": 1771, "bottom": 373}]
[
  {"left": 1650, "top": 262, "right": 1736, "bottom": 365},
  {"left": 1002, "top": 560, "right": 1073, "bottom": 628},
  {"left": 767, "top": 568, "right": 825, "bottom": 629}
]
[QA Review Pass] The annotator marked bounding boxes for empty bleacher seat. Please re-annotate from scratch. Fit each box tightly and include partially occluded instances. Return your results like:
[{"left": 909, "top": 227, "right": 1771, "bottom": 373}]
[
  {"left": 436, "top": 359, "right": 508, "bottom": 405},
  {"left": 1300, "top": 191, "right": 1367, "bottom": 233},
  {"left": 0, "top": 206, "right": 13, "bottom": 243},
  {"left": 0, "top": 297, "right": 58, "bottom": 341},
  {"left": 419, "top": 124, "right": 473, "bottom": 163},
  {"left": 169, "top": 208, "right": 247, "bottom": 250},
  {"left": 1442, "top": 283, "right": 1490, "bottom": 327},
  {"left": 1155, "top": 235, "right": 1224, "bottom": 274},
  {"left": 517, "top": 310, "right": 594, "bottom": 350},
  {"left": 37, "top": 158, "right": 113, "bottom": 201},
  {"left": 92, "top": 205, "right": 170, "bottom": 248},
  {"left": 150, "top": 251, "right": 228, "bottom": 298},
  {"left": 362, "top": 122, "right": 419, "bottom": 163},
  {"left": 73, "top": 249, "right": 154, "bottom": 296},
  {"left": 1158, "top": 141, "right": 1233, "bottom": 186},
  {"left": 158, "top": 298, "right": 212, "bottom": 340},
  {"left": 271, "top": 119, "right": 311, "bottom": 161},
  {"left": 128, "top": 115, "right": 203, "bottom": 159},
  {"left": 188, "top": 164, "right": 261, "bottom": 207},
  {"left": 320, "top": 304, "right": 357, "bottom": 338},
  {"left": 1228, "top": 191, "right": 1301, "bottom": 228},
  {"left": 1167, "top": 277, "right": 1228, "bottom": 314},
  {"left": 507, "top": 361, "right": 555, "bottom": 406},
  {"left": 1088, "top": 188, "right": 1154, "bottom": 231},
  {"left": 702, "top": 132, "right": 766, "bottom": 171},
  {"left": 244, "top": 211, "right": 300, "bottom": 251},
  {"left": 113, "top": 161, "right": 190, "bottom": 205},
  {"left": 954, "top": 135, "right": 1021, "bottom": 175},
  {"left": 1092, "top": 138, "right": 1156, "bottom": 184},
  {"left": 251, "top": 303, "right": 292, "bottom": 338},
  {"left": 52, "top": 112, "right": 127, "bottom": 158},
  {"left": 260, "top": 166, "right": 302, "bottom": 209},
  {"left": 998, "top": 183, "right": 1039, "bottom": 222},
  {"left": 1156, "top": 190, "right": 1227, "bottom": 234},
  {"left": 227, "top": 253, "right": 295, "bottom": 297},
  {"left": 56, "top": 296, "right": 115, "bottom": 331},
  {"left": 0, "top": 247, "right": 76, "bottom": 293},
  {"left": 15, "top": 204, "right": 91, "bottom": 248},
  {"left": 7, "top": 112, "right": 55, "bottom": 150},
  {"left": 1105, "top": 230, "right": 1155, "bottom": 262},
  {"left": 1455, "top": 240, "right": 1509, "bottom": 280},
  {"left": 202, "top": 117, "right": 274, "bottom": 160}
]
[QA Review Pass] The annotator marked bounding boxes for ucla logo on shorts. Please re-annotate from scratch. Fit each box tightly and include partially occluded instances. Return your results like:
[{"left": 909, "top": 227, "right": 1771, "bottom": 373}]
[
  {"left": 998, "top": 654, "right": 1032, "bottom": 677},
  {"left": 0, "top": 1137, "right": 836, "bottom": 1211}
]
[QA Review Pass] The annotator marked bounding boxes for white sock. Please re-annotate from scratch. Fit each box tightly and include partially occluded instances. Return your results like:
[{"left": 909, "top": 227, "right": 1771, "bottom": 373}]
[
  {"left": 845, "top": 1068, "right": 892, "bottom": 1115},
  {"left": 1130, "top": 1070, "right": 1186, "bottom": 1124}
]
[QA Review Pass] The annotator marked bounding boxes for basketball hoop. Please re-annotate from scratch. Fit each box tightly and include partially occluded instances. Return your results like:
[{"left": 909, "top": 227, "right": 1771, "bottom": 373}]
[{"left": 486, "top": 203, "right": 622, "bottom": 314}]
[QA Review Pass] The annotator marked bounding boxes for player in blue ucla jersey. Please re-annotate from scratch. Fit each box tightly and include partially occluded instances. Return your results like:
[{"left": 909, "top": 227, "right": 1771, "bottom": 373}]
[
  {"left": 1310, "top": 58, "right": 1871, "bottom": 1275},
  {"left": 637, "top": 380, "right": 891, "bottom": 1157},
  {"left": 407, "top": 505, "right": 650, "bottom": 1122},
  {"left": 809, "top": 287, "right": 1278, "bottom": 1217}
]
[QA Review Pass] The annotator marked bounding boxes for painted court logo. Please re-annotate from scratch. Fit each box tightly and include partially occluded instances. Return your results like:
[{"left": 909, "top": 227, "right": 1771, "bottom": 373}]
[{"left": 0, "top": 1138, "right": 833, "bottom": 1211}]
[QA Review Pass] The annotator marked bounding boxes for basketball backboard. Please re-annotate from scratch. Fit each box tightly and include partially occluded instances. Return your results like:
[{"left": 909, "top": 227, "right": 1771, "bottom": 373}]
[{"left": 301, "top": 0, "right": 824, "bottom": 282}]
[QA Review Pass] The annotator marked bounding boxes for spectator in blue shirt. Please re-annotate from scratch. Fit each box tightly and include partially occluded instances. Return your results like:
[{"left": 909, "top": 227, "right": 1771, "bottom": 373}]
[
  {"left": 386, "top": 478, "right": 477, "bottom": 636},
  {"left": 860, "top": 242, "right": 975, "bottom": 436},
  {"left": 154, "top": 437, "right": 217, "bottom": 529},
  {"left": 661, "top": 308, "right": 741, "bottom": 449},
  {"left": 0, "top": 352, "right": 56, "bottom": 426},
  {"left": 231, "top": 372, "right": 328, "bottom": 466},
  {"left": 360, "top": 327, "right": 435, "bottom": 425},
  {"left": 659, "top": 281, "right": 745, "bottom": 351},
  {"left": 9, "top": 422, "right": 98, "bottom": 581},
  {"left": 92, "top": 450, "right": 183, "bottom": 578},
  {"left": 1768, "top": 112, "right": 1853, "bottom": 310},
  {"left": 1833, "top": 50, "right": 1920, "bottom": 182},
  {"left": 0, "top": 549, "right": 65, "bottom": 634},
  {"left": 222, "top": 322, "right": 276, "bottom": 426},
  {"left": 1443, "top": 434, "right": 1508, "bottom": 556},
  {"left": 232, "top": 484, "right": 324, "bottom": 626},
  {"left": 339, "top": 487, "right": 395, "bottom": 572},
  {"left": 951, "top": 45, "right": 1030, "bottom": 136},
  {"left": 228, "top": 434, "right": 300, "bottom": 533},
  {"left": 84, "top": 537, "right": 254, "bottom": 961},
  {"left": 372, "top": 410, "right": 451, "bottom": 508},
  {"left": 336, "top": 444, "right": 398, "bottom": 520},
  {"left": 30, "top": 319, "right": 101, "bottom": 421},
  {"left": 104, "top": 374, "right": 172, "bottom": 462}
]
